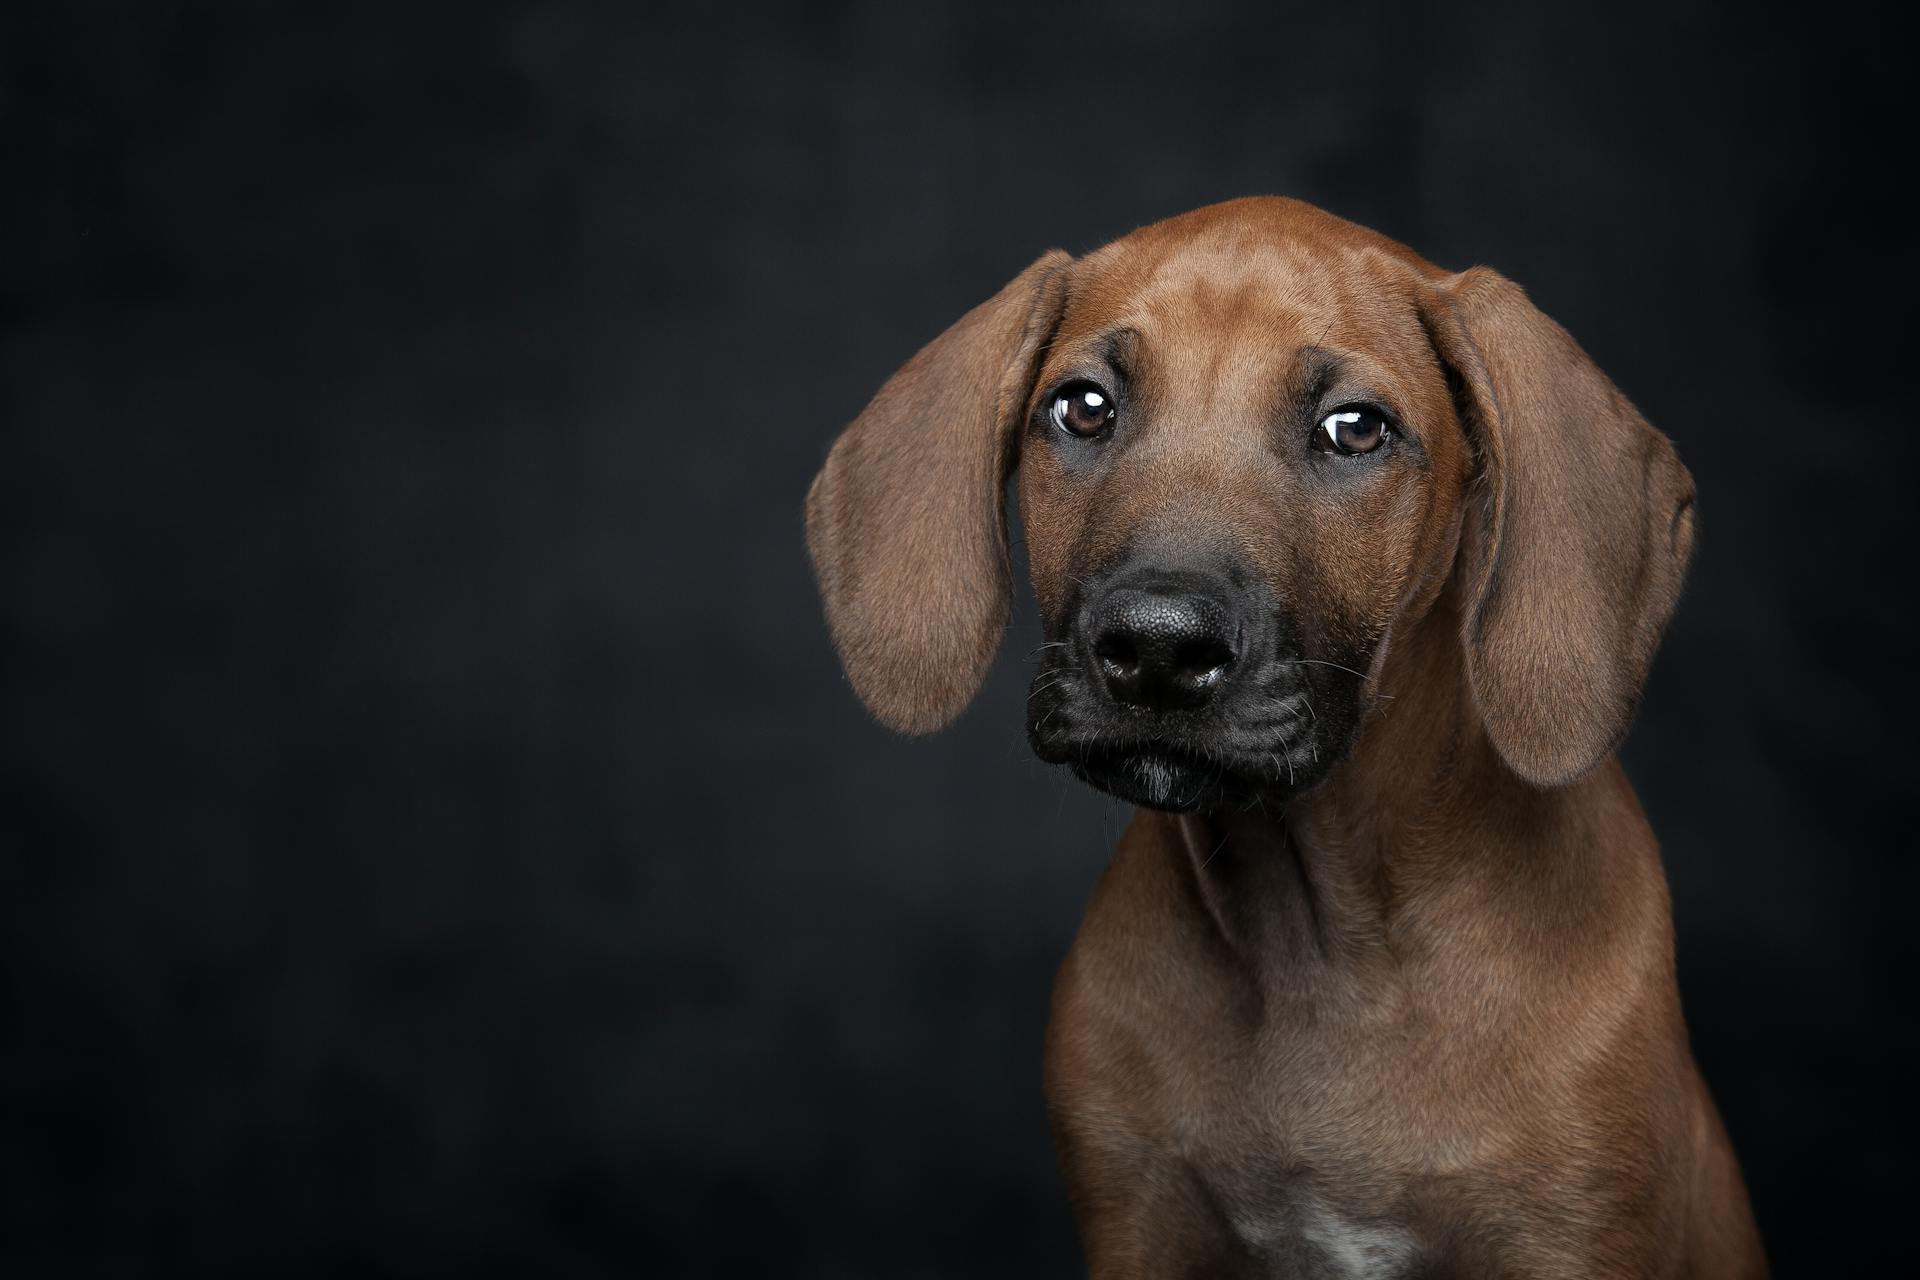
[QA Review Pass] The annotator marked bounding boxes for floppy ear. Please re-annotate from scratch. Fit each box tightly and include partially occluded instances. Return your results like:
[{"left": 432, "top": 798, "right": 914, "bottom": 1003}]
[
  {"left": 1425, "top": 268, "right": 1697, "bottom": 787},
  {"left": 806, "top": 250, "right": 1072, "bottom": 734}
]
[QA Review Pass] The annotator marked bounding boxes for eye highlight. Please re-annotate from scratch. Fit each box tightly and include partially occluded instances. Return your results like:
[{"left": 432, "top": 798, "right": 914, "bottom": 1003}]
[
  {"left": 1050, "top": 382, "right": 1116, "bottom": 438},
  {"left": 1316, "top": 406, "right": 1390, "bottom": 455}
]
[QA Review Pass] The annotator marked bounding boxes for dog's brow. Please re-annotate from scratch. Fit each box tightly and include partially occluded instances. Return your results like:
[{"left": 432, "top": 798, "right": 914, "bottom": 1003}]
[
  {"left": 1099, "top": 328, "right": 1140, "bottom": 383},
  {"left": 1288, "top": 344, "right": 1343, "bottom": 408}
]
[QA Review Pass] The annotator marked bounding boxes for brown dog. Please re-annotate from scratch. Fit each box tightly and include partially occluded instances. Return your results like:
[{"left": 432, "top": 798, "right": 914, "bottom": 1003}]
[{"left": 806, "top": 198, "right": 1764, "bottom": 1277}]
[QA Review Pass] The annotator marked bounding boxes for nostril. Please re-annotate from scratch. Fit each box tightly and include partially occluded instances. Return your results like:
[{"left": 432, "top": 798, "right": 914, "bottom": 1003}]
[
  {"left": 1094, "top": 633, "right": 1140, "bottom": 675},
  {"left": 1174, "top": 637, "right": 1235, "bottom": 680}
]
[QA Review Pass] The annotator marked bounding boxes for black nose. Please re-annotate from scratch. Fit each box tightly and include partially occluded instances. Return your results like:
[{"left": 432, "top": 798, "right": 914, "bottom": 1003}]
[{"left": 1090, "top": 587, "right": 1238, "bottom": 711}]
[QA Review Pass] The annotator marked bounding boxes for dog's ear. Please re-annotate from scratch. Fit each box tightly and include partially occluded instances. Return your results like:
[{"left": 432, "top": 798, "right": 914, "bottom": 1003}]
[
  {"left": 806, "top": 251, "right": 1072, "bottom": 734},
  {"left": 1425, "top": 268, "right": 1696, "bottom": 787}
]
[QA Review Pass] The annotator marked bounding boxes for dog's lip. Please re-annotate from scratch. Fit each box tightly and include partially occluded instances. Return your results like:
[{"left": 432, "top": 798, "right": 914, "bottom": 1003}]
[
  {"left": 1028, "top": 711, "right": 1307, "bottom": 766},
  {"left": 1050, "top": 735, "right": 1258, "bottom": 777},
  {"left": 1078, "top": 739, "right": 1213, "bottom": 767}
]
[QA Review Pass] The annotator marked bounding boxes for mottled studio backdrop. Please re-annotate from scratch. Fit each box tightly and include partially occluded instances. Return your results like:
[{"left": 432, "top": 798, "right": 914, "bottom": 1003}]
[{"left": 3, "top": 1, "right": 1913, "bottom": 1275}]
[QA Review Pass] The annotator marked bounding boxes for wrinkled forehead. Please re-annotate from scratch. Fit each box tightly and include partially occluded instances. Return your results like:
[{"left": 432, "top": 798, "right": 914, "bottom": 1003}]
[{"left": 1046, "top": 211, "right": 1440, "bottom": 407}]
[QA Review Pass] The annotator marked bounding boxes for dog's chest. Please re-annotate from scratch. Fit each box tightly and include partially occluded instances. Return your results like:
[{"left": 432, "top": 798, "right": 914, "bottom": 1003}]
[
  {"left": 1091, "top": 999, "right": 1469, "bottom": 1273},
  {"left": 1170, "top": 1037, "right": 1504, "bottom": 1276}
]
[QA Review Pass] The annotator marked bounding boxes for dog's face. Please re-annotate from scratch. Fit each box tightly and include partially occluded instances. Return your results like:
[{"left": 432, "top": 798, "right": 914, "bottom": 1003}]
[
  {"left": 808, "top": 199, "right": 1694, "bottom": 809},
  {"left": 1018, "top": 209, "right": 1471, "bottom": 809}
]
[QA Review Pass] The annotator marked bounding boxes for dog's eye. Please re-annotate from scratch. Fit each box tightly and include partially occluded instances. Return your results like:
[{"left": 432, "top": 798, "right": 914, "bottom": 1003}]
[
  {"left": 1051, "top": 382, "right": 1116, "bottom": 438},
  {"left": 1316, "top": 406, "right": 1390, "bottom": 455}
]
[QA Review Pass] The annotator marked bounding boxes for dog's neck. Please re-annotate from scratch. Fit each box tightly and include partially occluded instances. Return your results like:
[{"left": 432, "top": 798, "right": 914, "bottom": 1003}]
[{"left": 1166, "top": 599, "right": 1609, "bottom": 994}]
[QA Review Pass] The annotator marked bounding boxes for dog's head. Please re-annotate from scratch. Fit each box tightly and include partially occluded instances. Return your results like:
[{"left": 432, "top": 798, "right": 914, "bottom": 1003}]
[{"left": 806, "top": 198, "right": 1694, "bottom": 811}]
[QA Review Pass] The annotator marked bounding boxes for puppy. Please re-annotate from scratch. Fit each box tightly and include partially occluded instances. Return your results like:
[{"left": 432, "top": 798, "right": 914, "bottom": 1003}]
[{"left": 807, "top": 198, "right": 1764, "bottom": 1277}]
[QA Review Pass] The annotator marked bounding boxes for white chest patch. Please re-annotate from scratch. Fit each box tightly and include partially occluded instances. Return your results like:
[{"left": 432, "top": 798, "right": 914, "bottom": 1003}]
[
  {"left": 1300, "top": 1203, "right": 1418, "bottom": 1278},
  {"left": 1239, "top": 1196, "right": 1418, "bottom": 1278}
]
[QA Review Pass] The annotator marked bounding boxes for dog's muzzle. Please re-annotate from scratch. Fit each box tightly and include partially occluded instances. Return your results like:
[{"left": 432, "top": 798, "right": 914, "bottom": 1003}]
[{"left": 1026, "top": 563, "right": 1338, "bottom": 812}]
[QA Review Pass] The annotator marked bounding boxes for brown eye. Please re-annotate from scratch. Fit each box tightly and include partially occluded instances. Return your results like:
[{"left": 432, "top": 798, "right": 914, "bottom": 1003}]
[
  {"left": 1317, "top": 406, "right": 1390, "bottom": 455},
  {"left": 1050, "top": 382, "right": 1116, "bottom": 438}
]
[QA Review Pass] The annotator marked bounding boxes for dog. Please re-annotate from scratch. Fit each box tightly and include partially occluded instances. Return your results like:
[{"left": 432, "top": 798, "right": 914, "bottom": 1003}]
[{"left": 805, "top": 197, "right": 1764, "bottom": 1277}]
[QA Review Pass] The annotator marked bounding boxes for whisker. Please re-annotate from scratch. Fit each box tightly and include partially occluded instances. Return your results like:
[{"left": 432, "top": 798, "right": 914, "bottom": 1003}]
[
  {"left": 1027, "top": 673, "right": 1070, "bottom": 702},
  {"left": 1284, "top": 658, "right": 1370, "bottom": 680}
]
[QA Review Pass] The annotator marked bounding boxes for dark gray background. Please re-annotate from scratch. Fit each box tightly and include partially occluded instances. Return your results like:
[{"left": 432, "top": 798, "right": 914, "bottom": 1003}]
[{"left": 4, "top": 1, "right": 1912, "bottom": 1274}]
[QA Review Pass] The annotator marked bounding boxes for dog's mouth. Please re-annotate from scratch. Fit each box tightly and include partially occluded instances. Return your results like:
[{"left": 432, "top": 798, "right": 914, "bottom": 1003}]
[
  {"left": 1029, "top": 695, "right": 1335, "bottom": 811},
  {"left": 1025, "top": 657, "right": 1341, "bottom": 812}
]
